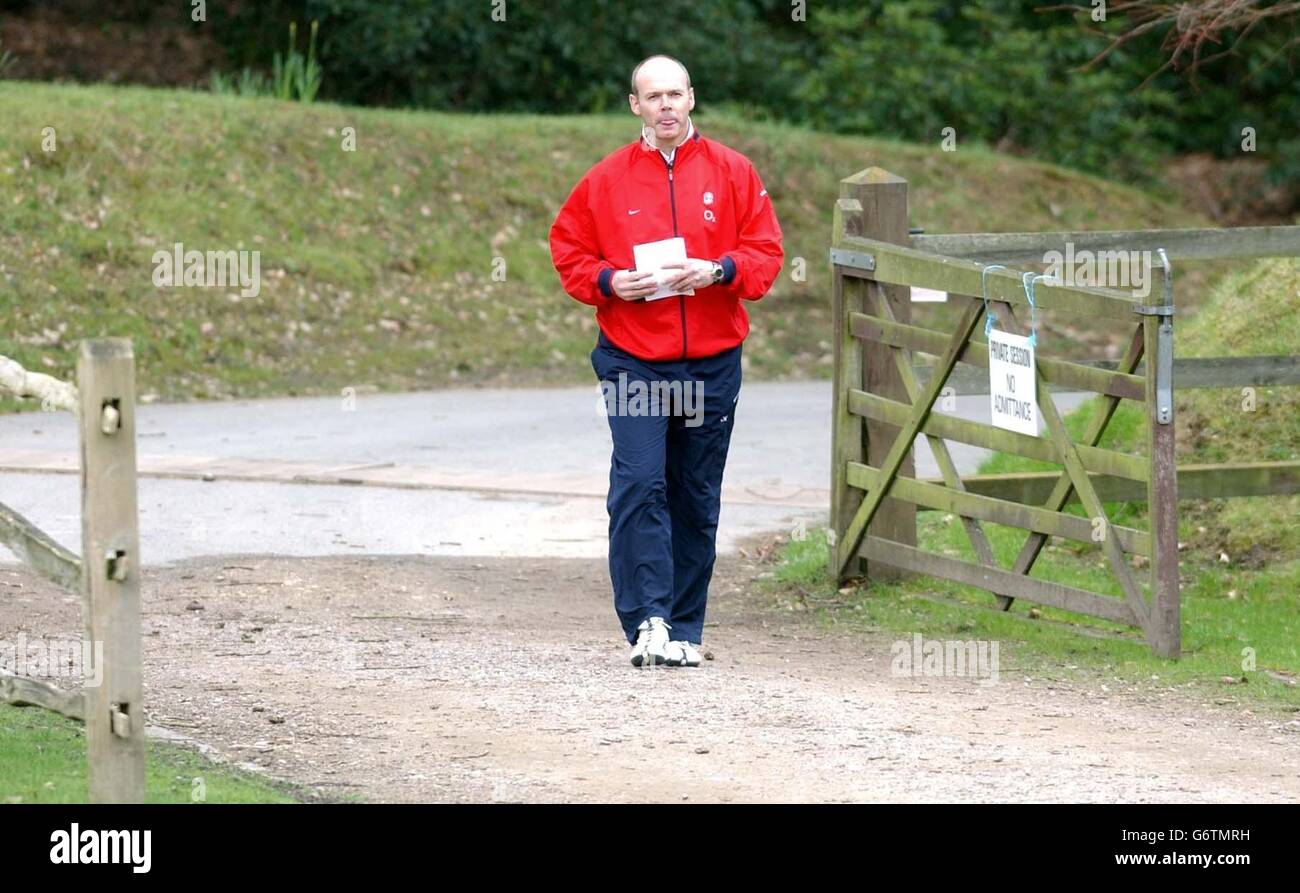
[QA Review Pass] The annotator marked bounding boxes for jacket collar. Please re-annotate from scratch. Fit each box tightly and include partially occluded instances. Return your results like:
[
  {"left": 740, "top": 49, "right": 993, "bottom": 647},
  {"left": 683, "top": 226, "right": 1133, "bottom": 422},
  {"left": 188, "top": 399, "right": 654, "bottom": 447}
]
[{"left": 638, "top": 118, "right": 702, "bottom": 164}]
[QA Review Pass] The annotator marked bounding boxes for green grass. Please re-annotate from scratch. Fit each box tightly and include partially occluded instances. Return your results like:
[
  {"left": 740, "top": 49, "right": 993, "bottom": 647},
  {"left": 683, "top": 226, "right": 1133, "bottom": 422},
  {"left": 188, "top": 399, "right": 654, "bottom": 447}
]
[
  {"left": 1, "top": 80, "right": 1208, "bottom": 413},
  {"left": 771, "top": 523, "right": 1300, "bottom": 710},
  {"left": 771, "top": 255, "right": 1300, "bottom": 708},
  {"left": 0, "top": 704, "right": 302, "bottom": 803}
]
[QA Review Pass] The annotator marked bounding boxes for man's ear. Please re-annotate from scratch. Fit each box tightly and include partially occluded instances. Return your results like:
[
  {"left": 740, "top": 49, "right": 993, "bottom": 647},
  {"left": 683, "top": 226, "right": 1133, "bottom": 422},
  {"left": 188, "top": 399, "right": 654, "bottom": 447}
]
[
  {"left": 629, "top": 93, "right": 640, "bottom": 115},
  {"left": 687, "top": 88, "right": 695, "bottom": 112}
]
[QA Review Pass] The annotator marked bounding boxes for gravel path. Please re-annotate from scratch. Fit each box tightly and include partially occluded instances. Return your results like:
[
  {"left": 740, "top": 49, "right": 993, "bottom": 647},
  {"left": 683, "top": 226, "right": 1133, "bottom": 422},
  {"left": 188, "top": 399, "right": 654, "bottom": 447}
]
[{"left": 4, "top": 545, "right": 1298, "bottom": 803}]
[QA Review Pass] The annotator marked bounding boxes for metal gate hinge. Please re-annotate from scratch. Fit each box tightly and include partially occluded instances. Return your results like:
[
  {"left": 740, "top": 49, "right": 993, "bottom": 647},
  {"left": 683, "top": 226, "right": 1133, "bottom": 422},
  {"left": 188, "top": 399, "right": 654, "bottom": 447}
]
[
  {"left": 1133, "top": 304, "right": 1175, "bottom": 316},
  {"left": 829, "top": 247, "right": 876, "bottom": 272}
]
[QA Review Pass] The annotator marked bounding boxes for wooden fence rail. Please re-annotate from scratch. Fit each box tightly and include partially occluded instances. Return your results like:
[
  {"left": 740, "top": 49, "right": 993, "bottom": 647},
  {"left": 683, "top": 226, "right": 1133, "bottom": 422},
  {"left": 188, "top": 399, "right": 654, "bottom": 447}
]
[{"left": 912, "top": 225, "right": 1300, "bottom": 263}]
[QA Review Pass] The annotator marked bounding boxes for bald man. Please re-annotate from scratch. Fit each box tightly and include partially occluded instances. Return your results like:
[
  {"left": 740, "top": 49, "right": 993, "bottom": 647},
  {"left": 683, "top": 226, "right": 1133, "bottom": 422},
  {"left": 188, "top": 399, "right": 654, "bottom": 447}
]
[{"left": 549, "top": 54, "right": 784, "bottom": 668}]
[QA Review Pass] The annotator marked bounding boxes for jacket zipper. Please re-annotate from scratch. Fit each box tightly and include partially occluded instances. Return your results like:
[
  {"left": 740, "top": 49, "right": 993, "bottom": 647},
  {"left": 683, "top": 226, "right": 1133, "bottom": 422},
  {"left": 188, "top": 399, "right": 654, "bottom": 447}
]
[{"left": 664, "top": 155, "right": 687, "bottom": 361}]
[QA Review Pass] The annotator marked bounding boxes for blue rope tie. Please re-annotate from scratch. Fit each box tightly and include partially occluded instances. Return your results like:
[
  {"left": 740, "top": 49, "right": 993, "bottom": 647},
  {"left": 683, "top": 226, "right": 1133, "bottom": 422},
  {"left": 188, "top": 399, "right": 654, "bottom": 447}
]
[
  {"left": 1021, "top": 272, "right": 1048, "bottom": 349},
  {"left": 980, "top": 264, "right": 1007, "bottom": 336}
]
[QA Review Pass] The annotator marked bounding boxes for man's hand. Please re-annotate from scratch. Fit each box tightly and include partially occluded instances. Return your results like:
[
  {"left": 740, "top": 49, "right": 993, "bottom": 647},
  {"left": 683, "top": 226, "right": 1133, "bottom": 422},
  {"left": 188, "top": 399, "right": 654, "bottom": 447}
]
[
  {"left": 661, "top": 258, "right": 716, "bottom": 291},
  {"left": 611, "top": 269, "right": 659, "bottom": 300}
]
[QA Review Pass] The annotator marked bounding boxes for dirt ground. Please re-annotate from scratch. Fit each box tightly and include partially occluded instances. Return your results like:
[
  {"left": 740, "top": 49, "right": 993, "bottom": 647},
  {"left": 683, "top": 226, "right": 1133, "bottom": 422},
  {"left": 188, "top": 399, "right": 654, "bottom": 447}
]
[{"left": 3, "top": 540, "right": 1299, "bottom": 804}]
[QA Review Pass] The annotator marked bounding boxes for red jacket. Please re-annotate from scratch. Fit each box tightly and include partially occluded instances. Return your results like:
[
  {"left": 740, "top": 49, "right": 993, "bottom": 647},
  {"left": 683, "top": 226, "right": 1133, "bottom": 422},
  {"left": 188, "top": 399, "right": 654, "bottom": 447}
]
[{"left": 548, "top": 127, "right": 784, "bottom": 361}]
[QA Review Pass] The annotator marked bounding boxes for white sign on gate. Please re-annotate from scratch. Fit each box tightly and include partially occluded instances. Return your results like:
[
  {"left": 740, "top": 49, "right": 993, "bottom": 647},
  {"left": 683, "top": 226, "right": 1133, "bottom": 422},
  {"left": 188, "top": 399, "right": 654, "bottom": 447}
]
[
  {"left": 910, "top": 287, "right": 948, "bottom": 303},
  {"left": 988, "top": 329, "right": 1038, "bottom": 436}
]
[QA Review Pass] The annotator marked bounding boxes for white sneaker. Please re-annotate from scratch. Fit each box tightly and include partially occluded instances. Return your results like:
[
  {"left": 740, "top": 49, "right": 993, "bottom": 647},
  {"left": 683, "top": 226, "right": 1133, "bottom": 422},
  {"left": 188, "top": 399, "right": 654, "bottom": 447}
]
[
  {"left": 665, "top": 640, "right": 703, "bottom": 667},
  {"left": 630, "top": 617, "right": 673, "bottom": 667}
]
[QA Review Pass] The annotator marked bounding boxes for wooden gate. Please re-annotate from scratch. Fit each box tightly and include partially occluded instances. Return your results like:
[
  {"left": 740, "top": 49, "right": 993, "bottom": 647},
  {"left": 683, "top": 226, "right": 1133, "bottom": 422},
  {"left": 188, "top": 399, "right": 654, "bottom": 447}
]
[{"left": 829, "top": 168, "right": 1300, "bottom": 659}]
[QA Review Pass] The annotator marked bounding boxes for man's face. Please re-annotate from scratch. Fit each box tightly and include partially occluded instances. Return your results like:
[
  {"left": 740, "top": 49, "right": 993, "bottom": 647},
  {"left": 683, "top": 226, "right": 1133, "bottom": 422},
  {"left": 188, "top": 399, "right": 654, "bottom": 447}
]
[{"left": 629, "top": 63, "right": 694, "bottom": 146}]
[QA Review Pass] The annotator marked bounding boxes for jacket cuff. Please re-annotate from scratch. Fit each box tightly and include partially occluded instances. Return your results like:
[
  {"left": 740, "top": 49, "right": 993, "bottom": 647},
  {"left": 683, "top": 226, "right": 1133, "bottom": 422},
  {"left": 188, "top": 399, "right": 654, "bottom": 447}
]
[
  {"left": 718, "top": 256, "right": 738, "bottom": 286},
  {"left": 597, "top": 267, "right": 616, "bottom": 298}
]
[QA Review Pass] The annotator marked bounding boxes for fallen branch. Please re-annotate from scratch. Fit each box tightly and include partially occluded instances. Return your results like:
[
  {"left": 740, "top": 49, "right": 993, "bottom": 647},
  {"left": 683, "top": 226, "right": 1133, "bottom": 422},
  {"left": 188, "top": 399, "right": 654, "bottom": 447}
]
[
  {"left": 0, "top": 671, "right": 86, "bottom": 721},
  {"left": 0, "top": 354, "right": 78, "bottom": 414}
]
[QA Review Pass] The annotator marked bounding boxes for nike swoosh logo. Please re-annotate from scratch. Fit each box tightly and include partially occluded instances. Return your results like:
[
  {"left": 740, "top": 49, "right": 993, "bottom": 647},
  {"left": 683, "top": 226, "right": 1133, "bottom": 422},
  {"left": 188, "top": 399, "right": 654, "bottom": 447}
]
[{"left": 627, "top": 209, "right": 641, "bottom": 215}]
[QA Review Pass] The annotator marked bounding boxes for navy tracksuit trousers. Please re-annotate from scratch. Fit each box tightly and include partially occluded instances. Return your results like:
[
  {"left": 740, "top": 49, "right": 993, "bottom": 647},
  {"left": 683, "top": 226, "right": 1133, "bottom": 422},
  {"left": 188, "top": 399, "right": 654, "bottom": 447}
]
[{"left": 591, "top": 331, "right": 742, "bottom": 647}]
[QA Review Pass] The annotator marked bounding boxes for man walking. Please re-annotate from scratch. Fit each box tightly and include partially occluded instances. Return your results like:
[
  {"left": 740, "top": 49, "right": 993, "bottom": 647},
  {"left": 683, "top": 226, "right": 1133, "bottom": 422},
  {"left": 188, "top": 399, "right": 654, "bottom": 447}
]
[{"left": 548, "top": 55, "right": 783, "bottom": 667}]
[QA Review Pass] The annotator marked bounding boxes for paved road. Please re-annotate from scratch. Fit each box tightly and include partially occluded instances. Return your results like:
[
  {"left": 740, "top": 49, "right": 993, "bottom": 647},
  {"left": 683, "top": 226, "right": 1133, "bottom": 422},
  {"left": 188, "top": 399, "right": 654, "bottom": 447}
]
[{"left": 0, "top": 383, "right": 1092, "bottom": 564}]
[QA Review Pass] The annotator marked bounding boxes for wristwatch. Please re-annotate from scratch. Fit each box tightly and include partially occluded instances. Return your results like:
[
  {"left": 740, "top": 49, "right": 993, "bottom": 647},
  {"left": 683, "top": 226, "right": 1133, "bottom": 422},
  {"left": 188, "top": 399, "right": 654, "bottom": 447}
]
[{"left": 710, "top": 261, "right": 724, "bottom": 284}]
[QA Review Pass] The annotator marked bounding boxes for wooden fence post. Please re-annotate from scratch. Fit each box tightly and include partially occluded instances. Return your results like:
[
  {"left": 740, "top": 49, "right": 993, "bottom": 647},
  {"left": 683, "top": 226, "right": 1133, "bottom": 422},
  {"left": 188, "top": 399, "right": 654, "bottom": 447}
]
[
  {"left": 837, "top": 168, "right": 916, "bottom": 581},
  {"left": 77, "top": 338, "right": 145, "bottom": 803},
  {"left": 1145, "top": 255, "right": 1181, "bottom": 657},
  {"left": 830, "top": 197, "right": 866, "bottom": 578}
]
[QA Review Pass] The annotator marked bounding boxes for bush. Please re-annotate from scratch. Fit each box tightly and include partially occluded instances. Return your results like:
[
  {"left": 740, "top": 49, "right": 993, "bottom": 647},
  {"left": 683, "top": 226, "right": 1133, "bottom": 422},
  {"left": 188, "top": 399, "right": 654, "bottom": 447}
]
[
  {"left": 271, "top": 21, "right": 322, "bottom": 102},
  {"left": 209, "top": 0, "right": 798, "bottom": 112},
  {"left": 199, "top": 0, "right": 1295, "bottom": 188},
  {"left": 209, "top": 19, "right": 323, "bottom": 103},
  {"left": 789, "top": 0, "right": 1181, "bottom": 181}
]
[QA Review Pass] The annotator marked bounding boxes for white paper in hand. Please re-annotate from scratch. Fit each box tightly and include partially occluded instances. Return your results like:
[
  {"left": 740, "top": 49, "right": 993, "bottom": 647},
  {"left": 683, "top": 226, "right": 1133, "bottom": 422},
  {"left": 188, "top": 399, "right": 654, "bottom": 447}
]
[{"left": 633, "top": 237, "right": 696, "bottom": 301}]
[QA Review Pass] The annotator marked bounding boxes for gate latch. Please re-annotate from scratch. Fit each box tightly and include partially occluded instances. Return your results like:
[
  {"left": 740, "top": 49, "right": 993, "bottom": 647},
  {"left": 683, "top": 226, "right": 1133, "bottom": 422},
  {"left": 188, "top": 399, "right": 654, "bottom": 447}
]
[{"left": 1134, "top": 248, "right": 1176, "bottom": 425}]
